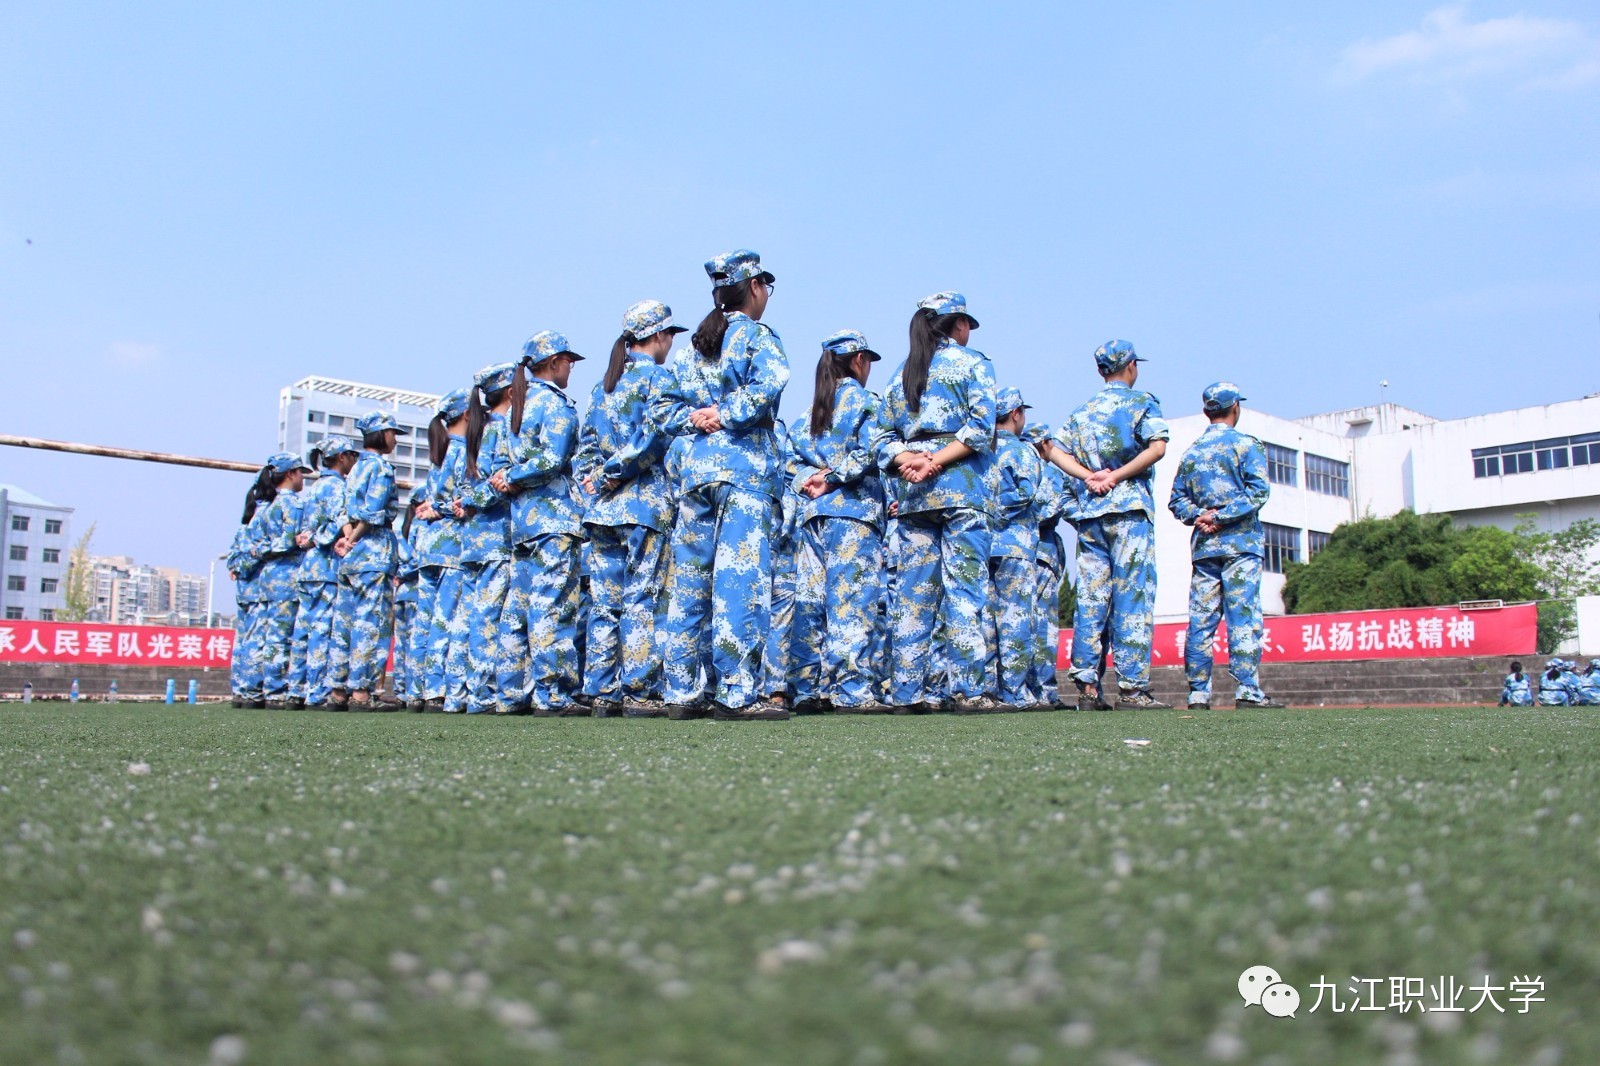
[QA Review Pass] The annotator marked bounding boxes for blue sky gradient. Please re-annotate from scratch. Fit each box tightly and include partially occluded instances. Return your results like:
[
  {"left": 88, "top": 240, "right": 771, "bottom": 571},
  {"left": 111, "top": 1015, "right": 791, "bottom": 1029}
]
[{"left": 2, "top": 2, "right": 1596, "bottom": 584}]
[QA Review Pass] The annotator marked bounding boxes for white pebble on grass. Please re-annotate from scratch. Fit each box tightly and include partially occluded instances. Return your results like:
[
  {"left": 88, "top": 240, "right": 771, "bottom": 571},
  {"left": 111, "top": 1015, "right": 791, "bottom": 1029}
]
[
  {"left": 757, "top": 940, "right": 827, "bottom": 975},
  {"left": 208, "top": 1034, "right": 247, "bottom": 1065}
]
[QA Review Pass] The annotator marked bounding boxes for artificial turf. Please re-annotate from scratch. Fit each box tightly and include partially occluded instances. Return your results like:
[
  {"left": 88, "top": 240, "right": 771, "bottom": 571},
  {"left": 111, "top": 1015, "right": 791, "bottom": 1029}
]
[{"left": 1, "top": 703, "right": 1596, "bottom": 1065}]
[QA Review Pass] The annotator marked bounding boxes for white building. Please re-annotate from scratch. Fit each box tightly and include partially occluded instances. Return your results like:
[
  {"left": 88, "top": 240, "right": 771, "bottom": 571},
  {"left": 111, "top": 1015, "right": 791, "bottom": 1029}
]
[
  {"left": 277, "top": 376, "right": 442, "bottom": 487},
  {"left": 0, "top": 484, "right": 74, "bottom": 622},
  {"left": 1149, "top": 393, "right": 1600, "bottom": 622},
  {"left": 88, "top": 556, "right": 210, "bottom": 627}
]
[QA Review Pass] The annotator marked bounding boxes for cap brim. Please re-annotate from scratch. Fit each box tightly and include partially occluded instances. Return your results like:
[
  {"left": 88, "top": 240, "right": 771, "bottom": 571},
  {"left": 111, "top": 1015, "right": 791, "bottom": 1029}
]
[
  {"left": 665, "top": 325, "right": 688, "bottom": 334},
  {"left": 862, "top": 348, "right": 882, "bottom": 362},
  {"left": 961, "top": 313, "right": 980, "bottom": 329}
]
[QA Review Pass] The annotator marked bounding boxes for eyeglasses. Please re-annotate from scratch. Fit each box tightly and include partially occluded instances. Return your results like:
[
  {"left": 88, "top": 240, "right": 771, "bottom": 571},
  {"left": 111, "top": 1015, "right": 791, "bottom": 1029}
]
[{"left": 762, "top": 280, "right": 776, "bottom": 295}]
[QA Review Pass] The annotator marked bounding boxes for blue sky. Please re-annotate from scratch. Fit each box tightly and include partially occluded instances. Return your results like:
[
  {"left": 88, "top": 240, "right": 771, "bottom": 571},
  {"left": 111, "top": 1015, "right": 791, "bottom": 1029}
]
[{"left": 2, "top": 2, "right": 1597, "bottom": 590}]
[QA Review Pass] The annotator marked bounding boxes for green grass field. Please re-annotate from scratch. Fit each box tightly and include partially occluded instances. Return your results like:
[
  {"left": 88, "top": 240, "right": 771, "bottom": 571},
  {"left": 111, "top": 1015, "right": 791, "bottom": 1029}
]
[{"left": 2, "top": 703, "right": 1597, "bottom": 1065}]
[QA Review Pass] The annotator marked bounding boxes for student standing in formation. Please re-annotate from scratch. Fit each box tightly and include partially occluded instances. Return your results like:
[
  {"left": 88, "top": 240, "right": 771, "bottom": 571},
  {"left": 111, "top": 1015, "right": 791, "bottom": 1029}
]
[
  {"left": 391, "top": 487, "right": 424, "bottom": 705},
  {"left": 1499, "top": 661, "right": 1533, "bottom": 706},
  {"left": 413, "top": 388, "right": 472, "bottom": 712},
  {"left": 246, "top": 452, "right": 310, "bottom": 708},
  {"left": 762, "top": 419, "right": 803, "bottom": 710},
  {"left": 1023, "top": 422, "right": 1071, "bottom": 708},
  {"left": 576, "top": 301, "right": 682, "bottom": 718},
  {"left": 493, "top": 330, "right": 585, "bottom": 716},
  {"left": 986, "top": 387, "right": 1042, "bottom": 709},
  {"left": 1167, "top": 383, "right": 1285, "bottom": 710},
  {"left": 228, "top": 486, "right": 266, "bottom": 708},
  {"left": 1044, "top": 340, "right": 1170, "bottom": 710},
  {"left": 331, "top": 411, "right": 401, "bottom": 710},
  {"left": 876, "top": 292, "right": 998, "bottom": 715},
  {"left": 655, "top": 249, "right": 791, "bottom": 721},
  {"left": 793, "top": 329, "right": 890, "bottom": 714},
  {"left": 455, "top": 364, "right": 520, "bottom": 714},
  {"left": 289, "top": 435, "right": 357, "bottom": 709}
]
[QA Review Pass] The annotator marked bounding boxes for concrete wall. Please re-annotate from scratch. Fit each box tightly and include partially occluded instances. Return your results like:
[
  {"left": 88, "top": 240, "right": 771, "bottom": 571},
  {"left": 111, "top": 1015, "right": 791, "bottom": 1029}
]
[{"left": 0, "top": 663, "right": 231, "bottom": 699}]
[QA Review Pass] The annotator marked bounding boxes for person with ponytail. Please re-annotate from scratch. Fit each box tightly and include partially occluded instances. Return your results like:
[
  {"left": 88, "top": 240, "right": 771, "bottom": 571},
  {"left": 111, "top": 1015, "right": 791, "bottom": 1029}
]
[
  {"left": 573, "top": 300, "right": 684, "bottom": 717},
  {"left": 874, "top": 292, "right": 998, "bottom": 714},
  {"left": 761, "top": 419, "right": 804, "bottom": 710},
  {"left": 286, "top": 435, "right": 358, "bottom": 708},
  {"left": 449, "top": 362, "right": 520, "bottom": 714},
  {"left": 984, "top": 387, "right": 1044, "bottom": 709},
  {"left": 326, "top": 412, "right": 401, "bottom": 709},
  {"left": 414, "top": 388, "right": 472, "bottom": 712},
  {"left": 652, "top": 249, "right": 791, "bottom": 721},
  {"left": 389, "top": 487, "right": 424, "bottom": 707},
  {"left": 1022, "top": 421, "right": 1073, "bottom": 708},
  {"left": 242, "top": 451, "right": 312, "bottom": 707},
  {"left": 490, "top": 330, "right": 586, "bottom": 715},
  {"left": 227, "top": 483, "right": 268, "bottom": 707},
  {"left": 789, "top": 329, "right": 890, "bottom": 714}
]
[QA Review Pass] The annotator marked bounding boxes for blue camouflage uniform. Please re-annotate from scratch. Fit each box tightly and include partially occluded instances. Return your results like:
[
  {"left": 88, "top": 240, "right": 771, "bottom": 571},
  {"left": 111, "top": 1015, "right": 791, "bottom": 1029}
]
[
  {"left": 457, "top": 364, "right": 518, "bottom": 713},
  {"left": 506, "top": 331, "right": 586, "bottom": 713},
  {"left": 790, "top": 332, "right": 888, "bottom": 710},
  {"left": 762, "top": 421, "right": 804, "bottom": 700},
  {"left": 1538, "top": 660, "right": 1576, "bottom": 706},
  {"left": 1023, "top": 422, "right": 1069, "bottom": 705},
  {"left": 876, "top": 293, "right": 996, "bottom": 707},
  {"left": 652, "top": 250, "right": 789, "bottom": 712},
  {"left": 574, "top": 301, "right": 680, "bottom": 708},
  {"left": 655, "top": 435, "right": 692, "bottom": 686},
  {"left": 1499, "top": 671, "right": 1533, "bottom": 706},
  {"left": 1054, "top": 340, "right": 1169, "bottom": 696},
  {"left": 1561, "top": 659, "right": 1595, "bottom": 706},
  {"left": 332, "top": 414, "right": 400, "bottom": 696},
  {"left": 391, "top": 487, "right": 425, "bottom": 703},
  {"left": 425, "top": 423, "right": 472, "bottom": 709},
  {"left": 227, "top": 523, "right": 265, "bottom": 700},
  {"left": 289, "top": 436, "right": 356, "bottom": 705},
  {"left": 1167, "top": 384, "right": 1273, "bottom": 704},
  {"left": 1580, "top": 662, "right": 1600, "bottom": 705},
  {"left": 986, "top": 387, "right": 1041, "bottom": 707},
  {"left": 244, "top": 452, "right": 310, "bottom": 701}
]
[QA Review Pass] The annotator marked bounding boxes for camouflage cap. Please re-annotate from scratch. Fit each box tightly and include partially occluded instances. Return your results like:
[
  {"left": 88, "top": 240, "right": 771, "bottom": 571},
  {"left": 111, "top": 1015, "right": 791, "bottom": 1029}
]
[
  {"left": 435, "top": 387, "right": 471, "bottom": 422},
  {"left": 523, "top": 330, "right": 585, "bottom": 366},
  {"left": 996, "top": 385, "right": 1031, "bottom": 417},
  {"left": 266, "top": 450, "right": 312, "bottom": 475},
  {"left": 1202, "top": 381, "right": 1246, "bottom": 414},
  {"left": 821, "top": 329, "right": 880, "bottom": 361},
  {"left": 705, "top": 248, "right": 774, "bottom": 289},
  {"left": 622, "top": 300, "right": 688, "bottom": 340},
  {"left": 917, "top": 291, "right": 979, "bottom": 329},
  {"left": 1094, "top": 339, "right": 1143, "bottom": 374},
  {"left": 474, "top": 361, "right": 520, "bottom": 394},
  {"left": 313, "top": 435, "right": 358, "bottom": 460},
  {"left": 1021, "top": 421, "right": 1052, "bottom": 445},
  {"left": 355, "top": 411, "right": 399, "bottom": 435}
]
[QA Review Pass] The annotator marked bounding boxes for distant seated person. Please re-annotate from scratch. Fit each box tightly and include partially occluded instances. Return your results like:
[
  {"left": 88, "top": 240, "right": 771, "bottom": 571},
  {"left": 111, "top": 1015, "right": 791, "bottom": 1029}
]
[
  {"left": 1537, "top": 659, "right": 1577, "bottom": 706},
  {"left": 1566, "top": 658, "right": 1598, "bottom": 706},
  {"left": 1498, "top": 661, "right": 1532, "bottom": 706},
  {"left": 1583, "top": 660, "right": 1600, "bottom": 706}
]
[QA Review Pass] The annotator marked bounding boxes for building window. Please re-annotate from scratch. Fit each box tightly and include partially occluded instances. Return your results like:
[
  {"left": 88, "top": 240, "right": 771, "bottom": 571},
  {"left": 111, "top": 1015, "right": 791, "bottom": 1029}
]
[
  {"left": 44, "top": 519, "right": 62, "bottom": 535},
  {"left": 5, "top": 575, "right": 23, "bottom": 592},
  {"left": 4, "top": 607, "right": 22, "bottom": 620},
  {"left": 8, "top": 545, "right": 26, "bottom": 562},
  {"left": 308, "top": 410, "right": 326, "bottom": 423},
  {"left": 328, "top": 414, "right": 348, "bottom": 429},
  {"left": 40, "top": 578, "right": 58, "bottom": 594},
  {"left": 42, "top": 548, "right": 60, "bottom": 564},
  {"left": 1264, "top": 444, "right": 1298, "bottom": 487},
  {"left": 1263, "top": 522, "right": 1301, "bottom": 574},
  {"left": 1305, "top": 454, "right": 1351, "bottom": 498},
  {"left": 11, "top": 515, "right": 29, "bottom": 532},
  {"left": 39, "top": 609, "right": 54, "bottom": 621},
  {"left": 1473, "top": 434, "right": 1596, "bottom": 478},
  {"left": 1307, "top": 530, "right": 1333, "bottom": 557}
]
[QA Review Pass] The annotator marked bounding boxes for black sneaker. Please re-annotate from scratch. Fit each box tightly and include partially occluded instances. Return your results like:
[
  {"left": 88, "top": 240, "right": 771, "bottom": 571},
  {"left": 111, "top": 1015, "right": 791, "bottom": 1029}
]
[
  {"left": 711, "top": 700, "right": 791, "bottom": 721},
  {"left": 1116, "top": 690, "right": 1172, "bottom": 710},
  {"left": 591, "top": 699, "right": 625, "bottom": 718},
  {"left": 1236, "top": 694, "right": 1289, "bottom": 709},
  {"left": 623, "top": 697, "right": 668, "bottom": 718},
  {"left": 422, "top": 698, "right": 445, "bottom": 714},
  {"left": 230, "top": 696, "right": 244, "bottom": 709},
  {"left": 264, "top": 698, "right": 287, "bottom": 710},
  {"left": 891, "top": 702, "right": 933, "bottom": 715},
  {"left": 245, "top": 698, "right": 266, "bottom": 709},
  {"left": 1074, "top": 681, "right": 1107, "bottom": 712},
  {"left": 837, "top": 700, "right": 891, "bottom": 715},
  {"left": 286, "top": 697, "right": 306, "bottom": 710},
  {"left": 407, "top": 700, "right": 426, "bottom": 713},
  {"left": 557, "top": 704, "right": 589, "bottom": 717},
  {"left": 666, "top": 702, "right": 708, "bottom": 721},
  {"left": 1187, "top": 694, "right": 1210, "bottom": 710},
  {"left": 792, "top": 698, "right": 831, "bottom": 716}
]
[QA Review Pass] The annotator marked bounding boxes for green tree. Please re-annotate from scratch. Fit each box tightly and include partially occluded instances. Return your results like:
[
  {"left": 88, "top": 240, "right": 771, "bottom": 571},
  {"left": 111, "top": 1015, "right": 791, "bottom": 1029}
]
[
  {"left": 61, "top": 523, "right": 97, "bottom": 622},
  {"left": 1513, "top": 515, "right": 1600, "bottom": 653}
]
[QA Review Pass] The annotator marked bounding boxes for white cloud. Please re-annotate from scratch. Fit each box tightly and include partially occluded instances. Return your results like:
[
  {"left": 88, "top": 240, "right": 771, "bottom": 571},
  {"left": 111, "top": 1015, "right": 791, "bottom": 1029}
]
[
  {"left": 1337, "top": 5, "right": 1599, "bottom": 89},
  {"left": 106, "top": 341, "right": 162, "bottom": 367}
]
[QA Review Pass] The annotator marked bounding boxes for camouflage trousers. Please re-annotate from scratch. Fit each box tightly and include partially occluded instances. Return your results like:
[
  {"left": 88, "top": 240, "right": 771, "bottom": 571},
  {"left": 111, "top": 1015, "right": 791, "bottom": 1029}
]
[
  {"left": 1071, "top": 512, "right": 1156, "bottom": 691},
  {"left": 763, "top": 542, "right": 797, "bottom": 698},
  {"left": 1031, "top": 562, "right": 1063, "bottom": 703},
  {"left": 290, "top": 581, "right": 338, "bottom": 703},
  {"left": 985, "top": 556, "right": 1037, "bottom": 707},
  {"left": 791, "top": 517, "right": 884, "bottom": 708},
  {"left": 890, "top": 508, "right": 992, "bottom": 705},
  {"left": 334, "top": 570, "right": 394, "bottom": 694},
  {"left": 405, "top": 567, "right": 442, "bottom": 703},
  {"left": 231, "top": 600, "right": 262, "bottom": 698},
  {"left": 251, "top": 560, "right": 300, "bottom": 700},
  {"left": 582, "top": 524, "right": 667, "bottom": 702},
  {"left": 463, "top": 558, "right": 517, "bottom": 714},
  {"left": 661, "top": 483, "right": 774, "bottom": 710},
  {"left": 1184, "top": 553, "right": 1265, "bottom": 700},
  {"left": 391, "top": 595, "right": 416, "bottom": 702},
  {"left": 509, "top": 535, "right": 582, "bottom": 711},
  {"left": 426, "top": 566, "right": 470, "bottom": 711}
]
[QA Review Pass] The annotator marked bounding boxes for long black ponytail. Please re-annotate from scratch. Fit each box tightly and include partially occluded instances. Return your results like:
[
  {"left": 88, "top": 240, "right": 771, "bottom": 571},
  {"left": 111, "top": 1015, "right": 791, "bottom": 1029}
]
[
  {"left": 810, "top": 353, "right": 853, "bottom": 437},
  {"left": 508, "top": 364, "right": 530, "bottom": 436},
  {"left": 466, "top": 384, "right": 511, "bottom": 479},
  {"left": 602, "top": 332, "right": 634, "bottom": 394},
  {"left": 692, "top": 278, "right": 755, "bottom": 360},
  {"left": 427, "top": 413, "right": 450, "bottom": 468},
  {"left": 903, "top": 309, "right": 963, "bottom": 413},
  {"left": 240, "top": 479, "right": 266, "bottom": 524}
]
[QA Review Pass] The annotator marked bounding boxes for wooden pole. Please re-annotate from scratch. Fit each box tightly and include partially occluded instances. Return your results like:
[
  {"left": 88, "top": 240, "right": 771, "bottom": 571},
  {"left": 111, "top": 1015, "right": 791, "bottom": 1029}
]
[{"left": 0, "top": 433, "right": 414, "bottom": 488}]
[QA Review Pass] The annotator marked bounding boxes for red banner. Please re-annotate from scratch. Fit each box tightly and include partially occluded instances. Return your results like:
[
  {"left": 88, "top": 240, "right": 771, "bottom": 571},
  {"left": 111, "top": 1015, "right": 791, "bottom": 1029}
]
[
  {"left": 1058, "top": 603, "right": 1536, "bottom": 668},
  {"left": 0, "top": 620, "right": 234, "bottom": 667}
]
